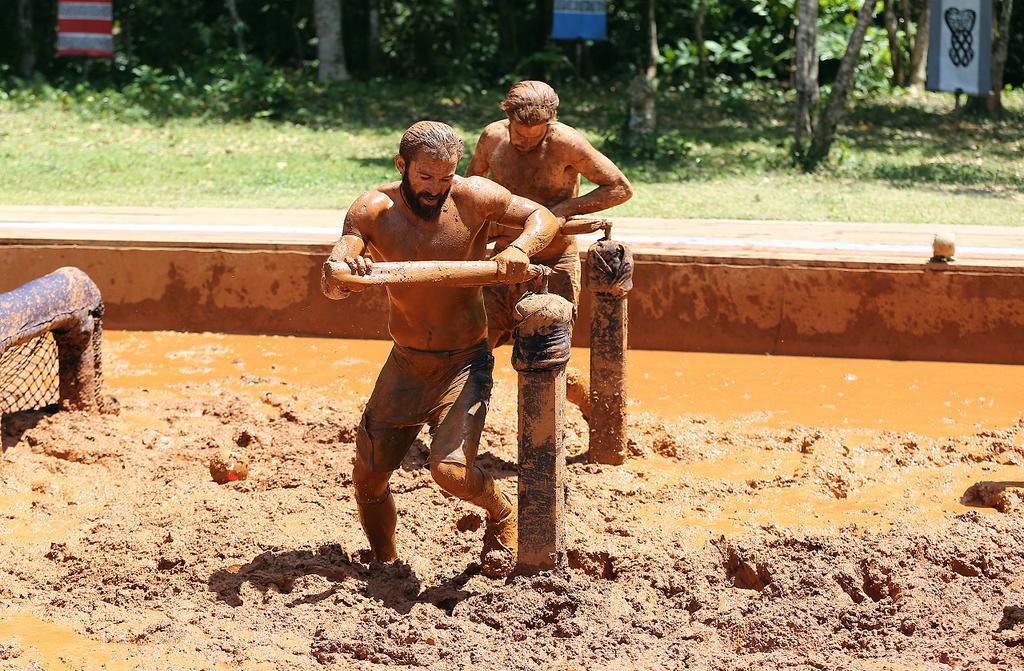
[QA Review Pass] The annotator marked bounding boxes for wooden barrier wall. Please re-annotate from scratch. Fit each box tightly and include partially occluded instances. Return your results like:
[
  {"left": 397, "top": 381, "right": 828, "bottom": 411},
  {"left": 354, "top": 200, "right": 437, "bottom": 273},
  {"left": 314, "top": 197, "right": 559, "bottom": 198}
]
[{"left": 4, "top": 242, "right": 1024, "bottom": 363}]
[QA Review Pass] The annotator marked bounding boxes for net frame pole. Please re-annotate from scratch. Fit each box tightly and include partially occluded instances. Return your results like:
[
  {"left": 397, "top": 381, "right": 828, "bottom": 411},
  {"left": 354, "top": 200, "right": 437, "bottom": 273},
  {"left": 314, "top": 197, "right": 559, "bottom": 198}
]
[{"left": 0, "top": 267, "right": 105, "bottom": 413}]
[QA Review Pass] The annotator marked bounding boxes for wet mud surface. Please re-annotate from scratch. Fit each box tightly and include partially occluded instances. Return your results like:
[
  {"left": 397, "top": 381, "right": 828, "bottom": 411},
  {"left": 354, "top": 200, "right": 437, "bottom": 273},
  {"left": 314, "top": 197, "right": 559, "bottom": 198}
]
[{"left": 2, "top": 332, "right": 1024, "bottom": 670}]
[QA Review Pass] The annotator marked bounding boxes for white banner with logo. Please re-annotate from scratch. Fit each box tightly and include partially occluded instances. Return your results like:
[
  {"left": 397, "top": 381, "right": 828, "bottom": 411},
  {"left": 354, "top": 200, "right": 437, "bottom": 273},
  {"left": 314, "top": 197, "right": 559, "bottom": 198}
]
[{"left": 927, "top": 0, "right": 992, "bottom": 95}]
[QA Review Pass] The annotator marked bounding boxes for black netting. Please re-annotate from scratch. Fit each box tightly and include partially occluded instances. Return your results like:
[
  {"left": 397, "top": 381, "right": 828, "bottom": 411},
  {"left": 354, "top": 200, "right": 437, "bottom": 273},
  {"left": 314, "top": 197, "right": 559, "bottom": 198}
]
[
  {"left": 0, "top": 268, "right": 106, "bottom": 419},
  {"left": 92, "top": 314, "right": 105, "bottom": 410},
  {"left": 0, "top": 332, "right": 60, "bottom": 414}
]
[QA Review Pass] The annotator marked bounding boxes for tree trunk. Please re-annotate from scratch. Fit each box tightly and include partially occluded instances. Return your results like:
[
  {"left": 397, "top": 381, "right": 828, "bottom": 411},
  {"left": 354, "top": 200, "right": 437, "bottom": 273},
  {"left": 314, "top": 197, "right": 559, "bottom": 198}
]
[
  {"left": 627, "top": 0, "right": 658, "bottom": 151},
  {"left": 965, "top": 0, "right": 1013, "bottom": 113},
  {"left": 497, "top": 0, "right": 519, "bottom": 69},
  {"left": 807, "top": 0, "right": 878, "bottom": 167},
  {"left": 883, "top": 0, "right": 905, "bottom": 86},
  {"left": 626, "top": 0, "right": 659, "bottom": 151},
  {"left": 644, "top": 0, "right": 658, "bottom": 81},
  {"left": 987, "top": 0, "right": 1015, "bottom": 111},
  {"left": 907, "top": 1, "right": 930, "bottom": 95},
  {"left": 794, "top": 0, "right": 819, "bottom": 156},
  {"left": 695, "top": 0, "right": 708, "bottom": 92},
  {"left": 899, "top": 0, "right": 913, "bottom": 27},
  {"left": 224, "top": 0, "right": 247, "bottom": 54},
  {"left": 368, "top": 0, "right": 382, "bottom": 75},
  {"left": 314, "top": 0, "right": 350, "bottom": 82},
  {"left": 901, "top": 0, "right": 917, "bottom": 86},
  {"left": 16, "top": 0, "right": 35, "bottom": 78},
  {"left": 628, "top": 75, "right": 656, "bottom": 148}
]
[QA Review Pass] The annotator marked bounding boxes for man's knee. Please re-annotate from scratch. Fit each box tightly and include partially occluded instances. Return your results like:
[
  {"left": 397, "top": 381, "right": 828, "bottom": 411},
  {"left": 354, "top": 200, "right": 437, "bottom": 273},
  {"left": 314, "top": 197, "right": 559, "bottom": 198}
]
[
  {"left": 430, "top": 461, "right": 483, "bottom": 500},
  {"left": 352, "top": 458, "right": 392, "bottom": 503}
]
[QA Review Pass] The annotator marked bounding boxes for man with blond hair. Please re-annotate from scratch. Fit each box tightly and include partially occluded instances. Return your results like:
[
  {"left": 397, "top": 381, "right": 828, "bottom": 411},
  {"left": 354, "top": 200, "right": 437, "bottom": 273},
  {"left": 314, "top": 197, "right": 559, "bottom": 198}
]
[
  {"left": 323, "top": 120, "right": 561, "bottom": 577},
  {"left": 466, "top": 80, "right": 633, "bottom": 419}
]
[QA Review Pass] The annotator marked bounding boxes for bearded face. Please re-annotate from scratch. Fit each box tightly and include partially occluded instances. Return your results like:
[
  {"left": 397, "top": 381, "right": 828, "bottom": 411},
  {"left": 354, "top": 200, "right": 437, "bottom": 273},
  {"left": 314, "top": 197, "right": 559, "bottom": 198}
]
[
  {"left": 398, "top": 154, "right": 458, "bottom": 220},
  {"left": 401, "top": 170, "right": 450, "bottom": 219}
]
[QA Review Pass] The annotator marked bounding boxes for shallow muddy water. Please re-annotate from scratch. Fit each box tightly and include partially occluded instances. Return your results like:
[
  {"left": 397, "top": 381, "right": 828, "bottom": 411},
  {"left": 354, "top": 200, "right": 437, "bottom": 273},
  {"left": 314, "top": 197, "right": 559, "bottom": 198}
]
[
  {"left": 106, "top": 330, "right": 1024, "bottom": 437},
  {"left": 2, "top": 330, "right": 1023, "bottom": 670}
]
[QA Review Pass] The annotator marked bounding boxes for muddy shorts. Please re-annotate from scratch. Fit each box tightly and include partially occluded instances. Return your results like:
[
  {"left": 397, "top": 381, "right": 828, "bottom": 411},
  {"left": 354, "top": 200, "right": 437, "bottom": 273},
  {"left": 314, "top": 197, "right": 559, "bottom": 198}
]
[
  {"left": 356, "top": 339, "right": 494, "bottom": 472},
  {"left": 485, "top": 250, "right": 581, "bottom": 348}
]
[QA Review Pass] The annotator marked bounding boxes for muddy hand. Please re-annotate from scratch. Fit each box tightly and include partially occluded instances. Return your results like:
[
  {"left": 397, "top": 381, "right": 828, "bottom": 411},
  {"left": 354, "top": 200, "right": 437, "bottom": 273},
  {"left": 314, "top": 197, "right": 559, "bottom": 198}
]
[
  {"left": 322, "top": 255, "right": 369, "bottom": 300},
  {"left": 322, "top": 265, "right": 353, "bottom": 300},
  {"left": 344, "top": 254, "right": 374, "bottom": 277},
  {"left": 493, "top": 246, "right": 531, "bottom": 282}
]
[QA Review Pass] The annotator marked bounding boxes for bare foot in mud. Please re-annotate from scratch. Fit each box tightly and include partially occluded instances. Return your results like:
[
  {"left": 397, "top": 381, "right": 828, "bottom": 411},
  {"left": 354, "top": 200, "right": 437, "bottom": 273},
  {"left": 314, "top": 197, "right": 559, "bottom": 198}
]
[{"left": 480, "top": 507, "right": 518, "bottom": 578}]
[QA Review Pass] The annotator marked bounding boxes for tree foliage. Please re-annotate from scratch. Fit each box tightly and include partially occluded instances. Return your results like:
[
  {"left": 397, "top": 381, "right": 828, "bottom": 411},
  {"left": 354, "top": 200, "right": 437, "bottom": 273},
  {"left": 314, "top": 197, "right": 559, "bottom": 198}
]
[
  {"left": 5, "top": 0, "right": 1017, "bottom": 89},
  {"left": 0, "top": 0, "right": 1018, "bottom": 129}
]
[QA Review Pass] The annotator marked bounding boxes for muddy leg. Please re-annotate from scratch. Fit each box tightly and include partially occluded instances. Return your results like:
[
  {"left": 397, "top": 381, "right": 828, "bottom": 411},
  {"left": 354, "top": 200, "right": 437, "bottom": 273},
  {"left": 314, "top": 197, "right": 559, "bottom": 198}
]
[
  {"left": 431, "top": 461, "right": 516, "bottom": 577},
  {"left": 352, "top": 458, "right": 398, "bottom": 563},
  {"left": 487, "top": 329, "right": 505, "bottom": 351},
  {"left": 484, "top": 282, "right": 515, "bottom": 351},
  {"left": 565, "top": 366, "right": 590, "bottom": 421}
]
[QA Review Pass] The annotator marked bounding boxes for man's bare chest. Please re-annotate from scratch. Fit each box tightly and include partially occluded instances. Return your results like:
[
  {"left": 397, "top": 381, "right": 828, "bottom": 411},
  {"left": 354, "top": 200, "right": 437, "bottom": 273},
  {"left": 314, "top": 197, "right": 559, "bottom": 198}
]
[
  {"left": 370, "top": 207, "right": 481, "bottom": 262},
  {"left": 489, "top": 146, "right": 578, "bottom": 204}
]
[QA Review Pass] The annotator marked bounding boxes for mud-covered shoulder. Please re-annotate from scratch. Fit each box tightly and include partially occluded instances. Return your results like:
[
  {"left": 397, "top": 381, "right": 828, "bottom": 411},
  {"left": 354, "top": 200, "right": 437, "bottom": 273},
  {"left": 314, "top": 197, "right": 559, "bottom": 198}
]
[
  {"left": 480, "top": 119, "right": 509, "bottom": 142},
  {"left": 453, "top": 175, "right": 512, "bottom": 226},
  {"left": 547, "top": 121, "right": 593, "bottom": 150},
  {"left": 344, "top": 186, "right": 395, "bottom": 236},
  {"left": 469, "top": 121, "right": 507, "bottom": 157}
]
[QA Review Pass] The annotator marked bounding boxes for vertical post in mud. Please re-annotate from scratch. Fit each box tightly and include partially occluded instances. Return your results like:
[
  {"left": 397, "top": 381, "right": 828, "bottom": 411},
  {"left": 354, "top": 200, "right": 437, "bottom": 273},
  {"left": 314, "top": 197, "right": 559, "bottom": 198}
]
[
  {"left": 0, "top": 267, "right": 105, "bottom": 413},
  {"left": 587, "top": 229, "right": 634, "bottom": 465},
  {"left": 512, "top": 281, "right": 573, "bottom": 574},
  {"left": 53, "top": 304, "right": 102, "bottom": 410}
]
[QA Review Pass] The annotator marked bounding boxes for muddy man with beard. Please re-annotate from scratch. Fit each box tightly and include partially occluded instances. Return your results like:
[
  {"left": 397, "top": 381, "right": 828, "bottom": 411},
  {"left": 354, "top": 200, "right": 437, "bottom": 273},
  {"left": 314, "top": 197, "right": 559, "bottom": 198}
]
[
  {"left": 466, "top": 81, "right": 634, "bottom": 419},
  {"left": 323, "top": 121, "right": 560, "bottom": 577}
]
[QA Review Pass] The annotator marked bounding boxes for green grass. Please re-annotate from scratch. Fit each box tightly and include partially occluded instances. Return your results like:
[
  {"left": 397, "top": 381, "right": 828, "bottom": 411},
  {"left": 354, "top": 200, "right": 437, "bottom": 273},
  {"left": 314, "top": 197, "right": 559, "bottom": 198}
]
[{"left": 1, "top": 82, "right": 1021, "bottom": 224}]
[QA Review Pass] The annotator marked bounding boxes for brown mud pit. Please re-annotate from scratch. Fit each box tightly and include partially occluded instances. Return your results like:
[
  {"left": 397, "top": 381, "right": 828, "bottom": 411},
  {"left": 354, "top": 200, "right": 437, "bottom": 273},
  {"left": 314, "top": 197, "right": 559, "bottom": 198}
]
[{"left": 2, "top": 331, "right": 1024, "bottom": 670}]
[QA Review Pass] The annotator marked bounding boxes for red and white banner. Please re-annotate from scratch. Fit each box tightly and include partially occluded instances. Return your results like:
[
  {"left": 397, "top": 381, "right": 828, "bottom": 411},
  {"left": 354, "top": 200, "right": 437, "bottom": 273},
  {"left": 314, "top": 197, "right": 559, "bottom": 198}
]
[{"left": 57, "top": 1, "right": 114, "bottom": 58}]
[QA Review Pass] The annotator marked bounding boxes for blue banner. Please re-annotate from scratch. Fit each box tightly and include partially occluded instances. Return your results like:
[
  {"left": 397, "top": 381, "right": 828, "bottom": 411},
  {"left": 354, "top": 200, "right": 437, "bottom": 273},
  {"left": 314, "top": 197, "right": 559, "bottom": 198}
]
[{"left": 551, "top": 0, "right": 607, "bottom": 41}]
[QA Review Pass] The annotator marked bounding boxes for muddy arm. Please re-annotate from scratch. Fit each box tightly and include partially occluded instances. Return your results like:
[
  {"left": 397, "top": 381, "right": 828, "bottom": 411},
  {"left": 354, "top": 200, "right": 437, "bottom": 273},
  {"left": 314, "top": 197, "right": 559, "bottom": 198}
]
[
  {"left": 559, "top": 217, "right": 613, "bottom": 237},
  {"left": 499, "top": 198, "right": 560, "bottom": 258},
  {"left": 548, "top": 131, "right": 633, "bottom": 220},
  {"left": 492, "top": 217, "right": 610, "bottom": 237}
]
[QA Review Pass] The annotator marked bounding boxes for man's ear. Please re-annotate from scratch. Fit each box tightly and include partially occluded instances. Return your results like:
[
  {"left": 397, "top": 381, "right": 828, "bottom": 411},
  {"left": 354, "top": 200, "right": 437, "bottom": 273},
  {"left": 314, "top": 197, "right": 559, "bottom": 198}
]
[{"left": 394, "top": 154, "right": 406, "bottom": 175}]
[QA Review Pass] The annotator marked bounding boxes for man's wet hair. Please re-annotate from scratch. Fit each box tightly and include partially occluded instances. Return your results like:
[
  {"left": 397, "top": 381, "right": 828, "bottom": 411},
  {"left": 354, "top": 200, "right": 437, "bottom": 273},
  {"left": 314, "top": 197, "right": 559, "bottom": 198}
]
[
  {"left": 399, "top": 121, "right": 464, "bottom": 164},
  {"left": 501, "top": 80, "right": 559, "bottom": 126}
]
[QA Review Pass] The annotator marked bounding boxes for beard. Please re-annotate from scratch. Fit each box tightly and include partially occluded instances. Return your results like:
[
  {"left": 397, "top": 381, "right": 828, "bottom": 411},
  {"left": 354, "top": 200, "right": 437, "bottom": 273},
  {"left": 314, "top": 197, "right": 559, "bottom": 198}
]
[{"left": 401, "top": 173, "right": 449, "bottom": 220}]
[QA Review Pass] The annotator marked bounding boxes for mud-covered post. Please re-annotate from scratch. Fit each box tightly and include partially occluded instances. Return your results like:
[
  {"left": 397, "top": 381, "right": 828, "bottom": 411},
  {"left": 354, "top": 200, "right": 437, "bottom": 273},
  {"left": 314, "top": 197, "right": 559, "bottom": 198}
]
[
  {"left": 587, "top": 230, "right": 634, "bottom": 465},
  {"left": 0, "top": 267, "right": 105, "bottom": 411},
  {"left": 512, "top": 286, "right": 573, "bottom": 574}
]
